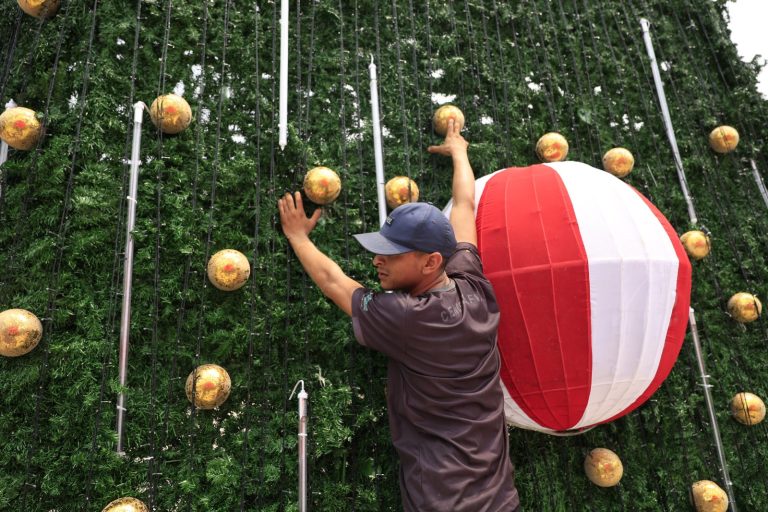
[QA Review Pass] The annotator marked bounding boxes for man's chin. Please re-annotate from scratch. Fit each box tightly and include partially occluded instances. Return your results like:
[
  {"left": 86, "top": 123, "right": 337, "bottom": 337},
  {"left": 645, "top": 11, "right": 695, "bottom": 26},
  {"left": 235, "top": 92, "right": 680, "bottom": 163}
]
[{"left": 379, "top": 279, "right": 402, "bottom": 292}]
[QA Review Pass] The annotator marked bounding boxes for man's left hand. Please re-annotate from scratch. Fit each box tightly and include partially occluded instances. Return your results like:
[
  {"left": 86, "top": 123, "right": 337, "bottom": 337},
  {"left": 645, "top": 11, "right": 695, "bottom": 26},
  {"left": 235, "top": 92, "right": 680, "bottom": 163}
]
[{"left": 278, "top": 192, "right": 322, "bottom": 242}]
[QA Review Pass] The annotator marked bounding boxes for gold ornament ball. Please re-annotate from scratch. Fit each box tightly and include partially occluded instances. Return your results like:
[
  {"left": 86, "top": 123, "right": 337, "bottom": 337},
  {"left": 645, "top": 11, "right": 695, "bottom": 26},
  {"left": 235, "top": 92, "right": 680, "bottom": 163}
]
[
  {"left": 101, "top": 497, "right": 148, "bottom": 512},
  {"left": 730, "top": 392, "right": 766, "bottom": 426},
  {"left": 536, "top": 132, "right": 569, "bottom": 162},
  {"left": 432, "top": 105, "right": 465, "bottom": 136},
  {"left": 0, "top": 309, "right": 43, "bottom": 357},
  {"left": 0, "top": 107, "right": 42, "bottom": 150},
  {"left": 385, "top": 176, "right": 420, "bottom": 209},
  {"left": 149, "top": 94, "right": 192, "bottom": 134},
  {"left": 207, "top": 249, "right": 251, "bottom": 291},
  {"left": 584, "top": 448, "right": 623, "bottom": 487},
  {"left": 708, "top": 125, "right": 739, "bottom": 154},
  {"left": 680, "top": 230, "right": 711, "bottom": 261},
  {"left": 185, "top": 364, "right": 232, "bottom": 409},
  {"left": 17, "top": 0, "right": 60, "bottom": 18},
  {"left": 726, "top": 292, "right": 762, "bottom": 323},
  {"left": 691, "top": 480, "right": 728, "bottom": 512},
  {"left": 303, "top": 166, "right": 342, "bottom": 205},
  {"left": 602, "top": 147, "right": 635, "bottom": 178}
]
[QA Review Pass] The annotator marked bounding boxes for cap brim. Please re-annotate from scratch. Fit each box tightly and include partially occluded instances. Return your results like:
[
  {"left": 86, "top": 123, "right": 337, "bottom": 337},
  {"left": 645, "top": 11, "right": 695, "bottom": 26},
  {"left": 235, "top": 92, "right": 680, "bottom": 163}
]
[{"left": 353, "top": 231, "right": 413, "bottom": 255}]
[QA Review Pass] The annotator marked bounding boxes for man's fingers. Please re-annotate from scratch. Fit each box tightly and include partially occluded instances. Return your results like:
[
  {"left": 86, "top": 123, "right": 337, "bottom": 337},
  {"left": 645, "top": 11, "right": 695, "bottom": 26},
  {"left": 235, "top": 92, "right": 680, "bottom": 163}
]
[
  {"left": 309, "top": 207, "right": 323, "bottom": 227},
  {"left": 294, "top": 191, "right": 305, "bottom": 212},
  {"left": 449, "top": 117, "right": 461, "bottom": 136}
]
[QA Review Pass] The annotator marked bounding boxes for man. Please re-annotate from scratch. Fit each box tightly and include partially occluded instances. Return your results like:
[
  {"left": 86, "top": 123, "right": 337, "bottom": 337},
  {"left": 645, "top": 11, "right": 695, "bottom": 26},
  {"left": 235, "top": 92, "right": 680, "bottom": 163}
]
[{"left": 278, "top": 119, "right": 519, "bottom": 511}]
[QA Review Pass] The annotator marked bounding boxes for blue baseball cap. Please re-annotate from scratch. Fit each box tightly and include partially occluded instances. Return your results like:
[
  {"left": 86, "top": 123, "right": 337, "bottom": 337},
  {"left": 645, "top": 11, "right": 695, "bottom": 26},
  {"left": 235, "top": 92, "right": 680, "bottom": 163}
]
[{"left": 354, "top": 202, "right": 457, "bottom": 259}]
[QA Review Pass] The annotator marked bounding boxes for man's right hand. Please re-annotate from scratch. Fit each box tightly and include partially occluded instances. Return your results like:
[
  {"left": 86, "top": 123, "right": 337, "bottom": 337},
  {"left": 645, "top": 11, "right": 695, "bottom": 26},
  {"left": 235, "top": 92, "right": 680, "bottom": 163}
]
[
  {"left": 427, "top": 119, "right": 468, "bottom": 158},
  {"left": 278, "top": 191, "right": 322, "bottom": 242}
]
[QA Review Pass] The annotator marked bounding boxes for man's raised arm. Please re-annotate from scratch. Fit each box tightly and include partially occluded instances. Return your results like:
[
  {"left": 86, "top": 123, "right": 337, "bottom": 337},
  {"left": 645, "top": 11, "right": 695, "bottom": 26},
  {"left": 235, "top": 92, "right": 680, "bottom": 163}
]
[
  {"left": 278, "top": 192, "right": 363, "bottom": 316},
  {"left": 427, "top": 118, "right": 477, "bottom": 245}
]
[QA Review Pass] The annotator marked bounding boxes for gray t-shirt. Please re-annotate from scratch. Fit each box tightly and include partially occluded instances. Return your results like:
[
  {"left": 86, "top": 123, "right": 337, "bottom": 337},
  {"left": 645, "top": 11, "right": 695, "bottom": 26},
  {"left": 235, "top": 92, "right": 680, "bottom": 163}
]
[{"left": 351, "top": 242, "right": 519, "bottom": 512}]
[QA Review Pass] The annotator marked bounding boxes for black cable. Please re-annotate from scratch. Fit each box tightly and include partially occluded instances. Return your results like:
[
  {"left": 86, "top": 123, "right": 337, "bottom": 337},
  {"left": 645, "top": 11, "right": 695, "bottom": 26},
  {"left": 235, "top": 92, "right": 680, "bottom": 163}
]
[
  {"left": 352, "top": 0, "right": 383, "bottom": 505},
  {"left": 461, "top": 0, "right": 505, "bottom": 164},
  {"left": 518, "top": 0, "right": 559, "bottom": 131},
  {"left": 83, "top": 0, "right": 144, "bottom": 505},
  {"left": 145, "top": 0, "right": 177, "bottom": 506},
  {"left": 238, "top": 5, "right": 263, "bottom": 508},
  {"left": 529, "top": 0, "right": 585, "bottom": 157},
  {"left": 0, "top": 0, "right": 71, "bottom": 273},
  {"left": 389, "top": 0, "right": 412, "bottom": 181},
  {"left": 20, "top": 1, "right": 101, "bottom": 508},
  {"left": 0, "top": 7, "right": 24, "bottom": 104}
]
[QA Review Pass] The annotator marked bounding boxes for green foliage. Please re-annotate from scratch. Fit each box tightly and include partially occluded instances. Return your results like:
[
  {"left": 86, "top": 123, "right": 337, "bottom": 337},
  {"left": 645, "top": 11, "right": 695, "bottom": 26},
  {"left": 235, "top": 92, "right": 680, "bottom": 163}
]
[{"left": 1, "top": 0, "right": 767, "bottom": 510}]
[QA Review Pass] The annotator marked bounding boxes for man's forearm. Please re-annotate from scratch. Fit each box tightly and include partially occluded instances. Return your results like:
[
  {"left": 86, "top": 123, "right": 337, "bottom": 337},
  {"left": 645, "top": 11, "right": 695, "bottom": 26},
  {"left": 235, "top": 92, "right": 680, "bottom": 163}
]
[
  {"left": 287, "top": 235, "right": 360, "bottom": 315},
  {"left": 452, "top": 150, "right": 475, "bottom": 209}
]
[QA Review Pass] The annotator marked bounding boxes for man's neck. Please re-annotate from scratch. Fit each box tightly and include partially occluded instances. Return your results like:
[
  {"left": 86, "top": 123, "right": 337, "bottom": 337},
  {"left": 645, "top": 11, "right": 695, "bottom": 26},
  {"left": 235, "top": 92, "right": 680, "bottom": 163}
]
[{"left": 408, "top": 271, "right": 450, "bottom": 296}]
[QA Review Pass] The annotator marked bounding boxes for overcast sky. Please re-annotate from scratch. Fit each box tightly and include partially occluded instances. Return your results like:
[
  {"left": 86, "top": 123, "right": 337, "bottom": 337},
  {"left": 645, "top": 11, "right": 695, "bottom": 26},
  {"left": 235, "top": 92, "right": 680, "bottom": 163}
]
[{"left": 727, "top": 0, "right": 768, "bottom": 97}]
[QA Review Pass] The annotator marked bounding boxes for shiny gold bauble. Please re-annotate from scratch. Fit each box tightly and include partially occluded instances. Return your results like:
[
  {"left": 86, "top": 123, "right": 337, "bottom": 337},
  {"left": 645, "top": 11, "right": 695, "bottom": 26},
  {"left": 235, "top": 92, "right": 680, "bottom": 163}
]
[
  {"left": 584, "top": 448, "right": 623, "bottom": 487},
  {"left": 385, "top": 176, "right": 419, "bottom": 209},
  {"left": 0, "top": 309, "right": 43, "bottom": 357},
  {"left": 691, "top": 480, "right": 728, "bottom": 512},
  {"left": 708, "top": 125, "right": 739, "bottom": 154},
  {"left": 149, "top": 94, "right": 192, "bottom": 134},
  {"left": 536, "top": 132, "right": 569, "bottom": 162},
  {"left": 680, "top": 230, "right": 711, "bottom": 261},
  {"left": 432, "top": 104, "right": 465, "bottom": 136},
  {"left": 185, "top": 364, "right": 231, "bottom": 409},
  {"left": 730, "top": 392, "right": 766, "bottom": 426},
  {"left": 0, "top": 107, "right": 42, "bottom": 150},
  {"left": 303, "top": 166, "right": 341, "bottom": 205},
  {"left": 602, "top": 147, "right": 635, "bottom": 178},
  {"left": 207, "top": 249, "right": 251, "bottom": 291},
  {"left": 726, "top": 292, "right": 762, "bottom": 323},
  {"left": 17, "top": 0, "right": 60, "bottom": 18},
  {"left": 101, "top": 497, "right": 148, "bottom": 512}
]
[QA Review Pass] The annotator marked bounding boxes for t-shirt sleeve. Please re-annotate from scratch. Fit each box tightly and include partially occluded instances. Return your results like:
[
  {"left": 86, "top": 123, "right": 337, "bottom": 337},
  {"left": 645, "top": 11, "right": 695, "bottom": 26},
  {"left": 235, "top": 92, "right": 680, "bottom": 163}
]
[
  {"left": 351, "top": 287, "right": 410, "bottom": 360},
  {"left": 445, "top": 241, "right": 485, "bottom": 278}
]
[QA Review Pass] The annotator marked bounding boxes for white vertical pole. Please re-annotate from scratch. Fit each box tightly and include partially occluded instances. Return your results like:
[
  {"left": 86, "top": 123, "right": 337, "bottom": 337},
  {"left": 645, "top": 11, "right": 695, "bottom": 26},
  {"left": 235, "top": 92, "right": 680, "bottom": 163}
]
[
  {"left": 298, "top": 384, "right": 308, "bottom": 512},
  {"left": 291, "top": 380, "right": 309, "bottom": 512},
  {"left": 0, "top": 102, "right": 11, "bottom": 204},
  {"left": 0, "top": 140, "right": 7, "bottom": 203},
  {"left": 279, "top": 0, "right": 289, "bottom": 150},
  {"left": 369, "top": 56, "right": 387, "bottom": 226},
  {"left": 749, "top": 159, "right": 768, "bottom": 210},
  {"left": 689, "top": 308, "right": 738, "bottom": 512},
  {"left": 640, "top": 18, "right": 698, "bottom": 226},
  {"left": 116, "top": 101, "right": 146, "bottom": 455}
]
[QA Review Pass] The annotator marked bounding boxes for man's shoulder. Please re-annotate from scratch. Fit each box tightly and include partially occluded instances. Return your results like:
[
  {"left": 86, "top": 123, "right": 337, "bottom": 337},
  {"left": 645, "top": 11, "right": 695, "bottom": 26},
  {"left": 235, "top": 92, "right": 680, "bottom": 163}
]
[
  {"left": 353, "top": 287, "right": 412, "bottom": 315},
  {"left": 446, "top": 242, "right": 490, "bottom": 281}
]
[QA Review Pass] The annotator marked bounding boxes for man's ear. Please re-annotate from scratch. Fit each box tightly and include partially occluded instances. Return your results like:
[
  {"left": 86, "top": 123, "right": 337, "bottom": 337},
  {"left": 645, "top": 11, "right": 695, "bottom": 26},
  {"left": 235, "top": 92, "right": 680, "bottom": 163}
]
[{"left": 421, "top": 252, "right": 444, "bottom": 274}]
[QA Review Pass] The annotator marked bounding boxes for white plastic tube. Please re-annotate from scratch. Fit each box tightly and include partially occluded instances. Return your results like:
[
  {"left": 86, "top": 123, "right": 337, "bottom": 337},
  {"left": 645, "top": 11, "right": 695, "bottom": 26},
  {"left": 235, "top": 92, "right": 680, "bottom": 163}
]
[
  {"left": 279, "top": 0, "right": 289, "bottom": 150},
  {"left": 640, "top": 18, "right": 697, "bottom": 226},
  {"left": 750, "top": 159, "right": 768, "bottom": 210},
  {"left": 116, "top": 101, "right": 146, "bottom": 455},
  {"left": 0, "top": 140, "right": 8, "bottom": 202},
  {"left": 290, "top": 380, "right": 309, "bottom": 512},
  {"left": 689, "top": 308, "right": 738, "bottom": 511},
  {"left": 369, "top": 56, "right": 387, "bottom": 226}
]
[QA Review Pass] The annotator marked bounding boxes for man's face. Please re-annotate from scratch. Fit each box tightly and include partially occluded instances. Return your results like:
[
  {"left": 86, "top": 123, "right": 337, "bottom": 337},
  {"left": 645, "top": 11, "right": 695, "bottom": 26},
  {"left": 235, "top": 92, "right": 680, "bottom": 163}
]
[{"left": 372, "top": 251, "right": 428, "bottom": 291}]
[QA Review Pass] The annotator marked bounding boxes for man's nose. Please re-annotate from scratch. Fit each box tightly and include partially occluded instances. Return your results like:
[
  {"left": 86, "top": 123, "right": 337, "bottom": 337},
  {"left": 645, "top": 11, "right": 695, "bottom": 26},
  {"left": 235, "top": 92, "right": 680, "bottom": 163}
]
[{"left": 373, "top": 254, "right": 385, "bottom": 266}]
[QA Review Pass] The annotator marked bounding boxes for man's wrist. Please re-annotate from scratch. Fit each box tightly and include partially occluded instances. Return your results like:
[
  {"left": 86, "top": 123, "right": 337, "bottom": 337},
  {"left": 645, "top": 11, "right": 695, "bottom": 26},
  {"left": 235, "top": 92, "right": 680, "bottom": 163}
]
[
  {"left": 452, "top": 150, "right": 470, "bottom": 163},
  {"left": 287, "top": 233, "right": 312, "bottom": 248}
]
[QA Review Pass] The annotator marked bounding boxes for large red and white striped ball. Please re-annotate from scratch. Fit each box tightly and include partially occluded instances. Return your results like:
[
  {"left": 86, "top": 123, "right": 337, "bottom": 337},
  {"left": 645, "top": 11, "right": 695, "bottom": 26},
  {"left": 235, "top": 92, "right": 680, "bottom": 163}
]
[{"left": 445, "top": 162, "right": 692, "bottom": 433}]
